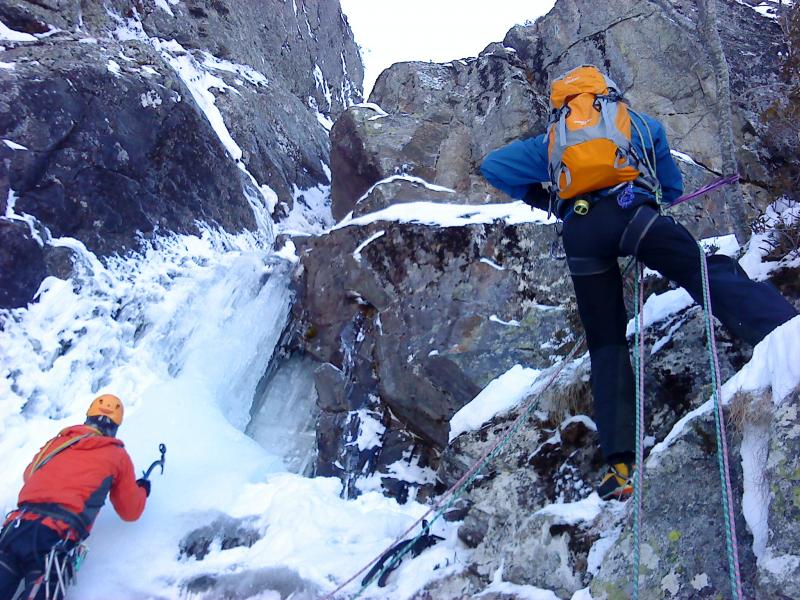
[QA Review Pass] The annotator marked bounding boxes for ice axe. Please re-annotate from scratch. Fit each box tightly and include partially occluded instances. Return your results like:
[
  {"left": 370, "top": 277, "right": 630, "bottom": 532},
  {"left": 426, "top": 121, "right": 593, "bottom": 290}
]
[{"left": 142, "top": 443, "right": 167, "bottom": 480}]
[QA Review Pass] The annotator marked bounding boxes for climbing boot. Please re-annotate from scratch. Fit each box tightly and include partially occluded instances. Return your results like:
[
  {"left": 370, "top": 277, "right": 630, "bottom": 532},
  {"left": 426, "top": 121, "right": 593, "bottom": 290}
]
[{"left": 598, "top": 462, "right": 634, "bottom": 501}]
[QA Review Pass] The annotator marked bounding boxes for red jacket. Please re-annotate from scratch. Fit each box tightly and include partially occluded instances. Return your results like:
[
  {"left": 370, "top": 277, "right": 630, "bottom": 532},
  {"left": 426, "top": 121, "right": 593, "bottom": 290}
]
[{"left": 7, "top": 425, "right": 147, "bottom": 540}]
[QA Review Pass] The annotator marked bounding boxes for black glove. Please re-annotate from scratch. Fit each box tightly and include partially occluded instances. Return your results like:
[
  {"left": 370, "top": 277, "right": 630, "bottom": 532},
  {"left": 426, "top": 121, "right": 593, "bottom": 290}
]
[
  {"left": 136, "top": 478, "right": 151, "bottom": 497},
  {"left": 523, "top": 184, "right": 552, "bottom": 212}
]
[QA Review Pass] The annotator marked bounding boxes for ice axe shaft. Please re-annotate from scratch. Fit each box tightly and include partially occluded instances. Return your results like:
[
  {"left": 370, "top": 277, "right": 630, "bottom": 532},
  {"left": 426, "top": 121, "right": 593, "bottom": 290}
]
[{"left": 142, "top": 443, "right": 166, "bottom": 480}]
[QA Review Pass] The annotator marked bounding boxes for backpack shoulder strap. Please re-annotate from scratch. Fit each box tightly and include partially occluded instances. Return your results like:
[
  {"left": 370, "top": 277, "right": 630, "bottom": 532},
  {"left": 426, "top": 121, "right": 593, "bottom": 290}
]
[{"left": 26, "top": 431, "right": 99, "bottom": 477}]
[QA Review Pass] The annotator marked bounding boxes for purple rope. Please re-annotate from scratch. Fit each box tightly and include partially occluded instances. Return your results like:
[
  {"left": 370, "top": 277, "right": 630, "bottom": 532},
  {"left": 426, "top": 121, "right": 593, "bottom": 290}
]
[{"left": 667, "top": 174, "right": 740, "bottom": 208}]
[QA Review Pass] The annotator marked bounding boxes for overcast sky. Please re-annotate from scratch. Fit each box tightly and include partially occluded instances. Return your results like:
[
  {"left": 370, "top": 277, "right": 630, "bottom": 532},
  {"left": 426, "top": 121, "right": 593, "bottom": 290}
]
[{"left": 339, "top": 0, "right": 557, "bottom": 98}]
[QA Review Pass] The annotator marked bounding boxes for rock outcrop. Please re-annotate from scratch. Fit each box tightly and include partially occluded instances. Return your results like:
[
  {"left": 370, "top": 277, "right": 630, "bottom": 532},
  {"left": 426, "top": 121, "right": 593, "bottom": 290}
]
[{"left": 0, "top": 0, "right": 362, "bottom": 308}]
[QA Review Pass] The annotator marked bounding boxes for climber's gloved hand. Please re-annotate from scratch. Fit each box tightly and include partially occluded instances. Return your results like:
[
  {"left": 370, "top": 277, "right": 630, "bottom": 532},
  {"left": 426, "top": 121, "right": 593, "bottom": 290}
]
[{"left": 136, "top": 478, "right": 151, "bottom": 497}]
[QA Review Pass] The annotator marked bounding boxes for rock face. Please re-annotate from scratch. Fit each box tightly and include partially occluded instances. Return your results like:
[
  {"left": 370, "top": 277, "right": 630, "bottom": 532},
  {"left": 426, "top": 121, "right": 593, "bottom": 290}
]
[
  {"left": 0, "top": 0, "right": 362, "bottom": 308},
  {"left": 294, "top": 209, "right": 576, "bottom": 495}
]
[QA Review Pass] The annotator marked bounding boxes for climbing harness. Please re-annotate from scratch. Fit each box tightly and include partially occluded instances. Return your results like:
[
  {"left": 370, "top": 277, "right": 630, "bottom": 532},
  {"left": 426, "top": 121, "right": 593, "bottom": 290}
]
[
  {"left": 142, "top": 443, "right": 167, "bottom": 480},
  {"left": 321, "top": 339, "right": 586, "bottom": 600},
  {"left": 631, "top": 262, "right": 646, "bottom": 600},
  {"left": 25, "top": 542, "right": 87, "bottom": 600},
  {"left": 699, "top": 246, "right": 745, "bottom": 600}
]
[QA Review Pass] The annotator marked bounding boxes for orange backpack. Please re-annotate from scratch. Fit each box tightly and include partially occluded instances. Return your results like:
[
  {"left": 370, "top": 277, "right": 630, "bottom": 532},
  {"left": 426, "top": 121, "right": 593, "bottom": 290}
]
[{"left": 547, "top": 65, "right": 656, "bottom": 201}]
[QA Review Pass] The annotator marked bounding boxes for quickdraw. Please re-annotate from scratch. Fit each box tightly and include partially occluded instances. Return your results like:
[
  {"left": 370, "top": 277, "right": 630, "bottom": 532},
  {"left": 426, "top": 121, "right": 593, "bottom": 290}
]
[{"left": 25, "top": 542, "right": 88, "bottom": 600}]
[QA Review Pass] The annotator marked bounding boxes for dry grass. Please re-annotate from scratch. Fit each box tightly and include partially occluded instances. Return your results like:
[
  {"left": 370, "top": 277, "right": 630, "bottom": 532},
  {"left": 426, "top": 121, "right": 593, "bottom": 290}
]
[
  {"left": 538, "top": 360, "right": 593, "bottom": 427},
  {"left": 728, "top": 389, "right": 774, "bottom": 435}
]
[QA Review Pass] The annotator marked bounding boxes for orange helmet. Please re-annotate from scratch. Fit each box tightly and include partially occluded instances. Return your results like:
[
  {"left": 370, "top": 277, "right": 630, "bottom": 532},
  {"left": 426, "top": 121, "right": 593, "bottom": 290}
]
[{"left": 86, "top": 394, "right": 124, "bottom": 426}]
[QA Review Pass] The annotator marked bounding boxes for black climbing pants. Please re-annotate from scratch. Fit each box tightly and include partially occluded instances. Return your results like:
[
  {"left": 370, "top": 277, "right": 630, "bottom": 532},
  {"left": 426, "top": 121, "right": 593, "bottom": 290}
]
[
  {"left": 561, "top": 199, "right": 798, "bottom": 461},
  {"left": 0, "top": 520, "right": 65, "bottom": 600}
]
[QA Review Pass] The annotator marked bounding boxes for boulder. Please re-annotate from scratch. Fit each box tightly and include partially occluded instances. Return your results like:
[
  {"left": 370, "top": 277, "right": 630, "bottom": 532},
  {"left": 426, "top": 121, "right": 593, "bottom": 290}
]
[{"left": 330, "top": 46, "right": 540, "bottom": 219}]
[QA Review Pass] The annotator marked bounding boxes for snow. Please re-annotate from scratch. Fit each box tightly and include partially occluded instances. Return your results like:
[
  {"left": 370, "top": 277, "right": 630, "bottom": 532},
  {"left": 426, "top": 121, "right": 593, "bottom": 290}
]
[
  {"left": 154, "top": 0, "right": 177, "bottom": 17},
  {"left": 0, "top": 61, "right": 15, "bottom": 69},
  {"left": 313, "top": 64, "right": 333, "bottom": 109},
  {"left": 735, "top": 0, "right": 790, "bottom": 18},
  {"left": 700, "top": 234, "right": 739, "bottom": 257},
  {"left": 278, "top": 180, "right": 335, "bottom": 236},
  {"left": 140, "top": 90, "right": 162, "bottom": 108},
  {"left": 4, "top": 189, "right": 44, "bottom": 245},
  {"left": 274, "top": 240, "right": 300, "bottom": 264},
  {"left": 739, "top": 198, "right": 800, "bottom": 280},
  {"left": 151, "top": 38, "right": 278, "bottom": 229},
  {"left": 351, "top": 409, "right": 386, "bottom": 451},
  {"left": 0, "top": 19, "right": 38, "bottom": 42},
  {"left": 480, "top": 257, "right": 505, "bottom": 270},
  {"left": 355, "top": 174, "right": 456, "bottom": 205},
  {"left": 449, "top": 364, "right": 542, "bottom": 442},
  {"left": 308, "top": 95, "right": 335, "bottom": 130},
  {"left": 353, "top": 230, "right": 386, "bottom": 263},
  {"left": 740, "top": 419, "right": 770, "bottom": 559},
  {"left": 3, "top": 139, "right": 27, "bottom": 150},
  {"left": 625, "top": 287, "right": 692, "bottom": 337},
  {"left": 722, "top": 316, "right": 800, "bottom": 404},
  {"left": 155, "top": 40, "right": 242, "bottom": 161},
  {"left": 489, "top": 314, "right": 520, "bottom": 327},
  {"left": 335, "top": 200, "right": 553, "bottom": 232},
  {"left": 587, "top": 529, "right": 620, "bottom": 576},
  {"left": 477, "top": 580, "right": 561, "bottom": 600},
  {"left": 200, "top": 51, "right": 269, "bottom": 87},
  {"left": 670, "top": 149, "right": 702, "bottom": 167},
  {"left": 534, "top": 493, "right": 605, "bottom": 526},
  {"left": 106, "top": 58, "right": 122, "bottom": 76},
  {"left": 355, "top": 102, "right": 390, "bottom": 117}
]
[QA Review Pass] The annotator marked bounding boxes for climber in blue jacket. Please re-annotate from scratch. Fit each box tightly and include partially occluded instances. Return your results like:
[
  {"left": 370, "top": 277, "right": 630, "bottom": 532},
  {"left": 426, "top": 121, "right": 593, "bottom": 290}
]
[{"left": 481, "top": 66, "right": 797, "bottom": 500}]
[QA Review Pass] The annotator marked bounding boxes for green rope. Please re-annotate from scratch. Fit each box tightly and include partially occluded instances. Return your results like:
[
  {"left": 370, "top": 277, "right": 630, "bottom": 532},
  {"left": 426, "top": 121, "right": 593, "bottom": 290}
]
[
  {"left": 698, "top": 244, "right": 744, "bottom": 599},
  {"left": 628, "top": 108, "right": 662, "bottom": 204}
]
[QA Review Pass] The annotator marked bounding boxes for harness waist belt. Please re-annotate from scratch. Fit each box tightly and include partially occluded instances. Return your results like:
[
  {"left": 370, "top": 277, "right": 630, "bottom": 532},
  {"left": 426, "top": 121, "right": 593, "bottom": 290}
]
[{"left": 18, "top": 502, "right": 90, "bottom": 540}]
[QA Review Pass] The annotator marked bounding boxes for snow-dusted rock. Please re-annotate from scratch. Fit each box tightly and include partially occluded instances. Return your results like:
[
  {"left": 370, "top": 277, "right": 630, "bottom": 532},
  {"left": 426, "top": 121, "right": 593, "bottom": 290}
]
[
  {"left": 330, "top": 46, "right": 538, "bottom": 220},
  {"left": 757, "top": 388, "right": 800, "bottom": 599},
  {"left": 0, "top": 0, "right": 362, "bottom": 308}
]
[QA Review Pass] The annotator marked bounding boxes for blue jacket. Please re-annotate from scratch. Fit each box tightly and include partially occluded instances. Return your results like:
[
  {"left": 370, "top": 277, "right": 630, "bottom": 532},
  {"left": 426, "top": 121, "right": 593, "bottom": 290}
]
[{"left": 480, "top": 111, "right": 684, "bottom": 216}]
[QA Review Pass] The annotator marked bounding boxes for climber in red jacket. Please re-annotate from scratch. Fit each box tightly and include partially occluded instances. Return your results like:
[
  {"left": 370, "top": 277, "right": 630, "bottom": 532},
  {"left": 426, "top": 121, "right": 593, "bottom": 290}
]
[{"left": 0, "top": 394, "right": 150, "bottom": 600}]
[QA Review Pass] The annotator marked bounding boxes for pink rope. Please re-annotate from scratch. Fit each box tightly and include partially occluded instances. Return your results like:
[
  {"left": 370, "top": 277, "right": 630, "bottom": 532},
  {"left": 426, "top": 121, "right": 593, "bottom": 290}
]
[
  {"left": 321, "top": 341, "right": 583, "bottom": 599},
  {"left": 700, "top": 250, "right": 744, "bottom": 599}
]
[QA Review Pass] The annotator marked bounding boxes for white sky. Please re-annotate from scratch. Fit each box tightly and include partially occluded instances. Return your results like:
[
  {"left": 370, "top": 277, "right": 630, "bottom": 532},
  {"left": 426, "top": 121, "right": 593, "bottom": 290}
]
[{"left": 339, "top": 0, "right": 557, "bottom": 98}]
